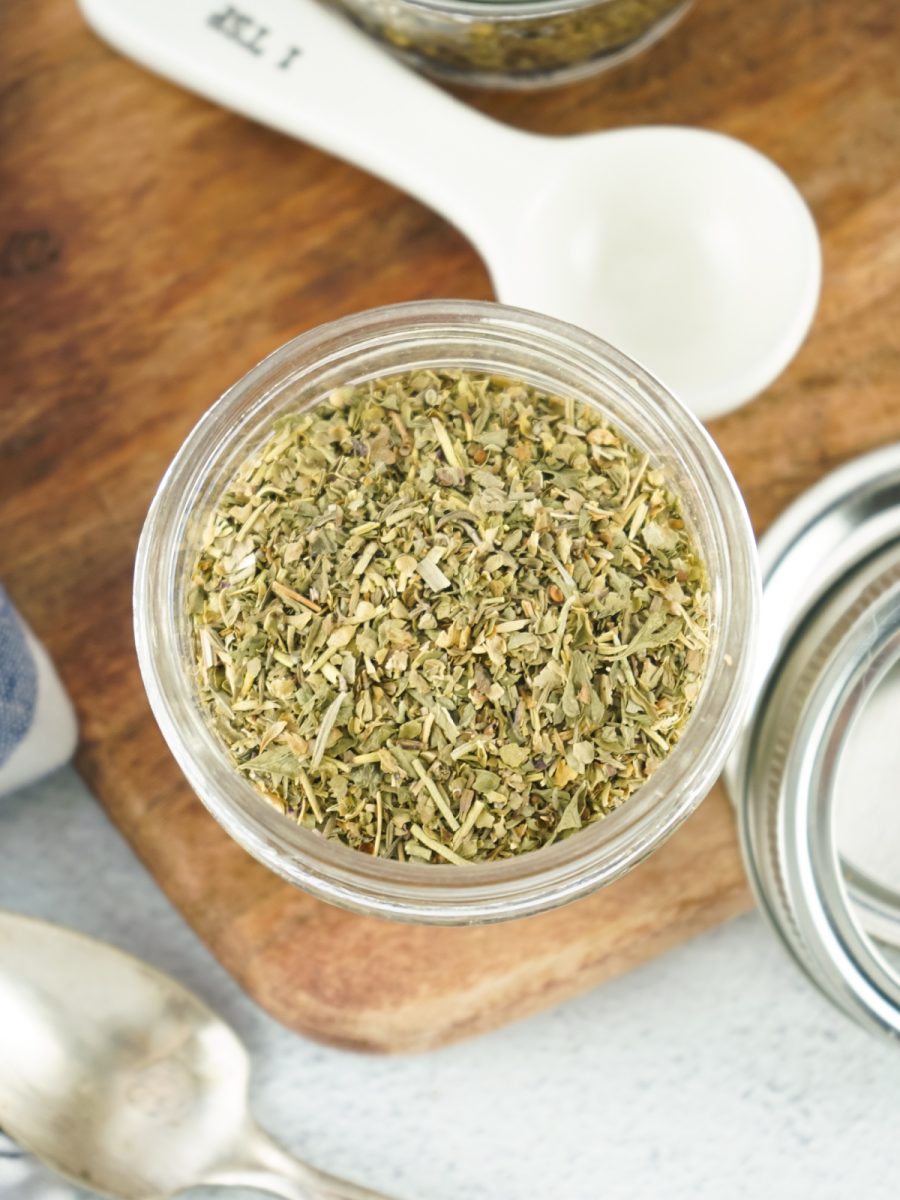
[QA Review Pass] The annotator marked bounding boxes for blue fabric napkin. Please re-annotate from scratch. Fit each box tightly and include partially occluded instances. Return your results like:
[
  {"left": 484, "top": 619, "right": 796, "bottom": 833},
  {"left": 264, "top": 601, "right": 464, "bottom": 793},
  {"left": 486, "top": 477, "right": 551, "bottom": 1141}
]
[
  {"left": 0, "top": 585, "right": 77, "bottom": 797},
  {"left": 0, "top": 586, "right": 38, "bottom": 772}
]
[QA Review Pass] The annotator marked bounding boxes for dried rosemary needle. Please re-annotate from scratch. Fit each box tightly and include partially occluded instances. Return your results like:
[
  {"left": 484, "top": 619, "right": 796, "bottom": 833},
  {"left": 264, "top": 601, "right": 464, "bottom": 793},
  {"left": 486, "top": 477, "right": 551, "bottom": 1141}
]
[{"left": 187, "top": 369, "right": 709, "bottom": 863}]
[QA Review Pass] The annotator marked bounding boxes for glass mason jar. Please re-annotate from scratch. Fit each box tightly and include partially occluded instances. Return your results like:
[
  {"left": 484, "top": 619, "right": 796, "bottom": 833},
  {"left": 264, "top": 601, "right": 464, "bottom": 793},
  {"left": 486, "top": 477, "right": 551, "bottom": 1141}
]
[
  {"left": 134, "top": 300, "right": 758, "bottom": 924},
  {"left": 329, "top": 0, "right": 693, "bottom": 90}
]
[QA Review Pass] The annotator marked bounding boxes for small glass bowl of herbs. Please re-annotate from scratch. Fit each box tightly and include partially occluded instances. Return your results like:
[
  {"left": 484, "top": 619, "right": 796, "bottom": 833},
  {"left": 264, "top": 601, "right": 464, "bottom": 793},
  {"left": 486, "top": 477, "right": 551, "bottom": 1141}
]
[
  {"left": 135, "top": 301, "right": 758, "bottom": 924},
  {"left": 329, "top": 0, "right": 694, "bottom": 90}
]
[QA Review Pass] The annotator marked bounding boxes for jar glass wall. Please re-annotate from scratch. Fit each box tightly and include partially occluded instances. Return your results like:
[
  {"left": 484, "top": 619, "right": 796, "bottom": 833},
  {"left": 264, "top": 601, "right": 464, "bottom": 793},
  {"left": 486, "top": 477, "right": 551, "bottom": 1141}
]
[{"left": 134, "top": 300, "right": 758, "bottom": 924}]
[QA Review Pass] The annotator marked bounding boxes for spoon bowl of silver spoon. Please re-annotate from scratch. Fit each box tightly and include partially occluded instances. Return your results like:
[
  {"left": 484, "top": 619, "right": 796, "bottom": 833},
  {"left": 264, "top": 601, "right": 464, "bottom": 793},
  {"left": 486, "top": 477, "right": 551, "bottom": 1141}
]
[{"left": 0, "top": 911, "right": 392, "bottom": 1200}]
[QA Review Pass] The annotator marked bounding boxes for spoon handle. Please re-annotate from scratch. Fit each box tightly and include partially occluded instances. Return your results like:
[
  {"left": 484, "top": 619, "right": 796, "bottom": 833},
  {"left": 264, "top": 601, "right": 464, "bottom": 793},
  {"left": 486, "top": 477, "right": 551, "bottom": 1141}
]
[
  {"left": 207, "top": 1126, "right": 395, "bottom": 1200},
  {"left": 78, "top": 0, "right": 536, "bottom": 254}
]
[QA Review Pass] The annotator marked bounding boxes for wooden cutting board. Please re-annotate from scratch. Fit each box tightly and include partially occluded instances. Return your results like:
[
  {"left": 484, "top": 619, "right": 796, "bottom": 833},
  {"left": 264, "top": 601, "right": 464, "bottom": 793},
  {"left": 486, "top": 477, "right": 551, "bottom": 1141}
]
[{"left": 2, "top": 0, "right": 898, "bottom": 1052}]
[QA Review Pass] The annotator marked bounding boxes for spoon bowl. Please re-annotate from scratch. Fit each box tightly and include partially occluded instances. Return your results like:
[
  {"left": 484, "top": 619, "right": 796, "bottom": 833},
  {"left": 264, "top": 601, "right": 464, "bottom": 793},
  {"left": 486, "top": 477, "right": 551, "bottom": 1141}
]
[
  {"left": 0, "top": 911, "right": 390, "bottom": 1200},
  {"left": 493, "top": 127, "right": 821, "bottom": 418},
  {"left": 78, "top": 0, "right": 821, "bottom": 422}
]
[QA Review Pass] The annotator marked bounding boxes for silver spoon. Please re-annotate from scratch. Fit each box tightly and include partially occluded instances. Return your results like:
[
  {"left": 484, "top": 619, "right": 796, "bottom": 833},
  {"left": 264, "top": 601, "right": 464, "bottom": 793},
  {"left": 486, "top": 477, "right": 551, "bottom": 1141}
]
[{"left": 0, "top": 910, "right": 393, "bottom": 1200}]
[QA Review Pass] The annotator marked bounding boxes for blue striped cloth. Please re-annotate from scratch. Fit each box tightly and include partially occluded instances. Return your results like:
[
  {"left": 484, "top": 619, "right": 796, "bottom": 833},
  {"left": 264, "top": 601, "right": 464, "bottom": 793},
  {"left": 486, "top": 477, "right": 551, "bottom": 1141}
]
[{"left": 0, "top": 587, "right": 37, "bottom": 770}]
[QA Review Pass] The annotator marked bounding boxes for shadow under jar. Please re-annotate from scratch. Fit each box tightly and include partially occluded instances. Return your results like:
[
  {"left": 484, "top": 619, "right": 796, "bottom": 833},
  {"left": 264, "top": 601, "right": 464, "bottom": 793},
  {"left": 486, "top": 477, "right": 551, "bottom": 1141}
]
[
  {"left": 134, "top": 301, "right": 758, "bottom": 924},
  {"left": 328, "top": 0, "right": 693, "bottom": 89}
]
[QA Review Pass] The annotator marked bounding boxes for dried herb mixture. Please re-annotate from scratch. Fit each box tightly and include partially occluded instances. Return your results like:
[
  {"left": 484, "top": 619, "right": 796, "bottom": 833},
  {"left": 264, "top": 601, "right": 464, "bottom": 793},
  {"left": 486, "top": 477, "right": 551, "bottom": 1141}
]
[
  {"left": 188, "top": 370, "right": 709, "bottom": 863},
  {"left": 334, "top": 0, "right": 688, "bottom": 87}
]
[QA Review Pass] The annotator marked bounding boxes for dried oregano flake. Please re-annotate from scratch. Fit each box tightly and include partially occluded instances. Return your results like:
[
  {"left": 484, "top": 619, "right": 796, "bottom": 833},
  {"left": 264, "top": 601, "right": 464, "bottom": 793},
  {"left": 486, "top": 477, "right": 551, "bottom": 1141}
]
[{"left": 188, "top": 369, "right": 709, "bottom": 863}]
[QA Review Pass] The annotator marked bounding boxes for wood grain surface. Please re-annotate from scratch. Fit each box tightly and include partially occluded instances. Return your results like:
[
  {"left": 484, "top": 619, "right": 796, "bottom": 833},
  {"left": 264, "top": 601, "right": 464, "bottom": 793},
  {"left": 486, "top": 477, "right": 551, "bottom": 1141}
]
[{"left": 2, "top": 0, "right": 898, "bottom": 1052}]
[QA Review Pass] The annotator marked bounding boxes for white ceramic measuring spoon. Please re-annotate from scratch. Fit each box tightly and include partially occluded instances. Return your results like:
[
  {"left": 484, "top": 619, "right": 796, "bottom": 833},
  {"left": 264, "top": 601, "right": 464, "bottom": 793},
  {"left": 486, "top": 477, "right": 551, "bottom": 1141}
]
[{"left": 79, "top": 0, "right": 821, "bottom": 420}]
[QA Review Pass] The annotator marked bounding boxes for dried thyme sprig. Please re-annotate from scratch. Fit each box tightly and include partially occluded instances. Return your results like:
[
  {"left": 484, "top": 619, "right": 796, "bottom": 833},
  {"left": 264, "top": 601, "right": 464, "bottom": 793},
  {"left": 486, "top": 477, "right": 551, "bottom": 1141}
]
[{"left": 188, "top": 369, "right": 709, "bottom": 863}]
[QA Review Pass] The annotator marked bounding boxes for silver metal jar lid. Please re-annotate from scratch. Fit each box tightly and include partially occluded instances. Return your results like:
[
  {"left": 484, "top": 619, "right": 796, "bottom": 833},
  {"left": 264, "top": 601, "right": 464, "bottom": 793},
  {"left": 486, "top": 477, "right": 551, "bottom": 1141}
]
[{"left": 727, "top": 444, "right": 900, "bottom": 1041}]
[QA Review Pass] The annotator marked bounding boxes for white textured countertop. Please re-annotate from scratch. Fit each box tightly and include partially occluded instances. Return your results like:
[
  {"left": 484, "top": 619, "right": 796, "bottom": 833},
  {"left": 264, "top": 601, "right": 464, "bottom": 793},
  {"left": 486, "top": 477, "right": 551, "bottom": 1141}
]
[{"left": 2, "top": 769, "right": 898, "bottom": 1200}]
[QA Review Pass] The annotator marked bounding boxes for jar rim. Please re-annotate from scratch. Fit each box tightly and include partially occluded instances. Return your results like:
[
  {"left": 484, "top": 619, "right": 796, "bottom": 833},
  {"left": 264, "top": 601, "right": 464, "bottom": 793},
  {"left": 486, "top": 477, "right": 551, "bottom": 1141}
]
[{"left": 134, "top": 300, "right": 759, "bottom": 924}]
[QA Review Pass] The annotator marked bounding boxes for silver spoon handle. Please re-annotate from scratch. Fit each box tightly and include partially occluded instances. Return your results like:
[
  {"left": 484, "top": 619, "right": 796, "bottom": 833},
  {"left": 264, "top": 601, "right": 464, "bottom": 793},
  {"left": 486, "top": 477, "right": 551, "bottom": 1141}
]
[{"left": 208, "top": 1126, "right": 395, "bottom": 1200}]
